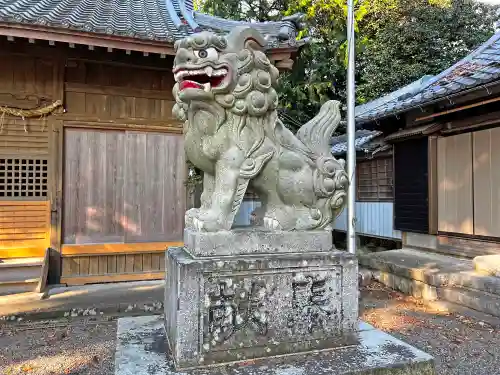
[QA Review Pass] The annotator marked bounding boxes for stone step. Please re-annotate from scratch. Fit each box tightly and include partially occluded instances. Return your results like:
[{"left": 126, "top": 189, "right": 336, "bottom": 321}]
[
  {"left": 359, "top": 248, "right": 500, "bottom": 296},
  {"left": 0, "top": 280, "right": 40, "bottom": 296},
  {"left": 437, "top": 287, "right": 500, "bottom": 318},
  {"left": 369, "top": 268, "right": 500, "bottom": 318},
  {"left": 360, "top": 248, "right": 500, "bottom": 318},
  {"left": 474, "top": 254, "right": 500, "bottom": 277},
  {"left": 0, "top": 257, "right": 43, "bottom": 296}
]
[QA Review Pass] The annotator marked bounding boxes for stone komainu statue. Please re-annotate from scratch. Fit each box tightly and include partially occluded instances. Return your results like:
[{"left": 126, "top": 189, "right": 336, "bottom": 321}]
[{"left": 172, "top": 26, "right": 348, "bottom": 232}]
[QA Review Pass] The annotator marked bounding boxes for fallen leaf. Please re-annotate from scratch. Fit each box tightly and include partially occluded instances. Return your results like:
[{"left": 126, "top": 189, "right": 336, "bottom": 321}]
[
  {"left": 21, "top": 364, "right": 33, "bottom": 372},
  {"left": 238, "top": 360, "right": 255, "bottom": 366}
]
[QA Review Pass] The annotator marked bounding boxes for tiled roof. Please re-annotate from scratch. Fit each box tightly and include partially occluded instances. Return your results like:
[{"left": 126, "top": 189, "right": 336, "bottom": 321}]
[
  {"left": 330, "top": 130, "right": 383, "bottom": 155},
  {"left": 0, "top": 0, "right": 177, "bottom": 41},
  {"left": 356, "top": 31, "right": 500, "bottom": 125},
  {"left": 0, "top": 0, "right": 304, "bottom": 48}
]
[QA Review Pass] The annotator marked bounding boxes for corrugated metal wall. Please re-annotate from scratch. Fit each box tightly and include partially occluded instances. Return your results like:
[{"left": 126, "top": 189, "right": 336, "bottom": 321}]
[
  {"left": 333, "top": 202, "right": 402, "bottom": 240},
  {"left": 234, "top": 200, "right": 401, "bottom": 240},
  {"left": 233, "top": 200, "right": 261, "bottom": 227}
]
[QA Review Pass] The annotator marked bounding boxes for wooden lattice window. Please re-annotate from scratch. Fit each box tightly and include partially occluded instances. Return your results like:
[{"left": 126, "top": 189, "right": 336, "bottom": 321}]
[
  {"left": 357, "top": 157, "right": 393, "bottom": 201},
  {"left": 0, "top": 158, "right": 48, "bottom": 199}
]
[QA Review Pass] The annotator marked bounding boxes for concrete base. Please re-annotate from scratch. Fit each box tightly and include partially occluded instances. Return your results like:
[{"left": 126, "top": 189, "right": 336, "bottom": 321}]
[
  {"left": 0, "top": 280, "right": 165, "bottom": 320},
  {"left": 183, "top": 227, "right": 334, "bottom": 257},
  {"left": 115, "top": 315, "right": 436, "bottom": 375}
]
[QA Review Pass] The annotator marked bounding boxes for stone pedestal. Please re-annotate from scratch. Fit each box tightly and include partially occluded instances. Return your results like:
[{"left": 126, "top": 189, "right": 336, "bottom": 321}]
[{"left": 164, "top": 228, "right": 359, "bottom": 370}]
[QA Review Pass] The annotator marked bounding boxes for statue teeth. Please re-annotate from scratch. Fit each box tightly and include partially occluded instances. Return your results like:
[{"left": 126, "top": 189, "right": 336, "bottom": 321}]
[
  {"left": 204, "top": 67, "right": 213, "bottom": 76},
  {"left": 203, "top": 82, "right": 211, "bottom": 92},
  {"left": 212, "top": 69, "right": 227, "bottom": 77},
  {"left": 174, "top": 70, "right": 189, "bottom": 82}
]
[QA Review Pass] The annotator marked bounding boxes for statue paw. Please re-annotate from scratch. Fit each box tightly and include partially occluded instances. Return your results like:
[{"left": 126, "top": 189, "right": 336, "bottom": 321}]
[
  {"left": 185, "top": 207, "right": 200, "bottom": 219},
  {"left": 263, "top": 216, "right": 283, "bottom": 230},
  {"left": 185, "top": 208, "right": 200, "bottom": 228},
  {"left": 190, "top": 210, "right": 228, "bottom": 232}
]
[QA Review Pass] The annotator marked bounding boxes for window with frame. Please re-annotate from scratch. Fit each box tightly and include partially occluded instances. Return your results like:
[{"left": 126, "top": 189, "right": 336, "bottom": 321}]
[
  {"left": 0, "top": 157, "right": 49, "bottom": 199},
  {"left": 356, "top": 157, "right": 393, "bottom": 201}
]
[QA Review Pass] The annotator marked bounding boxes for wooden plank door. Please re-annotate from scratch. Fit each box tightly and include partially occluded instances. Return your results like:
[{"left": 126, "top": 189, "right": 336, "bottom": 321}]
[
  {"left": 124, "top": 132, "right": 186, "bottom": 243},
  {"left": 61, "top": 128, "right": 185, "bottom": 285},
  {"left": 63, "top": 128, "right": 126, "bottom": 245}
]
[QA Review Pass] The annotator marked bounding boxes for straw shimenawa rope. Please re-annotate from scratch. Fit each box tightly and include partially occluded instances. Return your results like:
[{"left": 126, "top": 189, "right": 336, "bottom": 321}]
[{"left": 0, "top": 99, "right": 64, "bottom": 133}]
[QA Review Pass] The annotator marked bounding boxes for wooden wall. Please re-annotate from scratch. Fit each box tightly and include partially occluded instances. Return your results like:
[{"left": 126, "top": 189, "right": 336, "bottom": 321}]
[
  {"left": 0, "top": 48, "right": 57, "bottom": 259},
  {"left": 61, "top": 246, "right": 167, "bottom": 285},
  {"left": 437, "top": 133, "right": 474, "bottom": 234},
  {"left": 0, "top": 41, "right": 185, "bottom": 285},
  {"left": 0, "top": 201, "right": 50, "bottom": 258},
  {"left": 436, "top": 129, "right": 500, "bottom": 239},
  {"left": 60, "top": 58, "right": 184, "bottom": 285},
  {"left": 473, "top": 127, "right": 500, "bottom": 238},
  {"left": 63, "top": 129, "right": 185, "bottom": 244},
  {"left": 64, "top": 60, "right": 177, "bottom": 128}
]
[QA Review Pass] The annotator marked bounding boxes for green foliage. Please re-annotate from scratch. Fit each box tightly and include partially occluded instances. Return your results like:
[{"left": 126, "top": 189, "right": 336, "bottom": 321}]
[
  {"left": 357, "top": 0, "right": 499, "bottom": 103},
  {"left": 185, "top": 160, "right": 203, "bottom": 190},
  {"left": 196, "top": 0, "right": 499, "bottom": 128},
  {"left": 199, "top": 0, "right": 288, "bottom": 21}
]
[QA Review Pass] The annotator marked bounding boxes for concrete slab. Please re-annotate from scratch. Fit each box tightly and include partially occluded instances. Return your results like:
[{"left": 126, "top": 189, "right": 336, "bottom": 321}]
[
  {"left": 115, "top": 315, "right": 435, "bottom": 375},
  {"left": 0, "top": 280, "right": 165, "bottom": 319},
  {"left": 184, "top": 227, "right": 333, "bottom": 257}
]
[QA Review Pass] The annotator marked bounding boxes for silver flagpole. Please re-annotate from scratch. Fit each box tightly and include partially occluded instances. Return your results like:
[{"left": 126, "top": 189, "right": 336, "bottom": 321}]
[{"left": 346, "top": 0, "right": 356, "bottom": 255}]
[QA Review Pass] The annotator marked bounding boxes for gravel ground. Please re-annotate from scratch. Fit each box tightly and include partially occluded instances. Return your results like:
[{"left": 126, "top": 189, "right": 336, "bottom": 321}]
[
  {"left": 0, "top": 317, "right": 116, "bottom": 375},
  {"left": 361, "top": 281, "right": 500, "bottom": 375},
  {"left": 1, "top": 282, "right": 500, "bottom": 375}
]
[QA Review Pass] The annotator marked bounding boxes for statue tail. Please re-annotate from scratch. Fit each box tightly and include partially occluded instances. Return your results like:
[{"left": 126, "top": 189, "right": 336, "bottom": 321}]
[
  {"left": 296, "top": 100, "right": 342, "bottom": 156},
  {"left": 296, "top": 100, "right": 348, "bottom": 230}
]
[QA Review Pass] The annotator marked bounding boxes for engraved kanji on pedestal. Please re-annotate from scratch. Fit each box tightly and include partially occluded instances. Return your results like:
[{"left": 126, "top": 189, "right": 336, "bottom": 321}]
[
  {"left": 288, "top": 271, "right": 341, "bottom": 335},
  {"left": 203, "top": 278, "right": 269, "bottom": 350}
]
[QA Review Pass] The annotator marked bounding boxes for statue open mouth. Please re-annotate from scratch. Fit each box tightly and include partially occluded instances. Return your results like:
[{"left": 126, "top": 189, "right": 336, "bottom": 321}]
[{"left": 174, "top": 67, "right": 229, "bottom": 92}]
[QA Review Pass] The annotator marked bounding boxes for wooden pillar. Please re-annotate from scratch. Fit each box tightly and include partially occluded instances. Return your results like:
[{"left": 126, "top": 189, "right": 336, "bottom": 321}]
[{"left": 48, "top": 56, "right": 65, "bottom": 284}]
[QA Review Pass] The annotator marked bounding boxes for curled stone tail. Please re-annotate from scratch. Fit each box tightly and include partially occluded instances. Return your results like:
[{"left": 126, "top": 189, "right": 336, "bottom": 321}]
[{"left": 296, "top": 100, "right": 342, "bottom": 156}]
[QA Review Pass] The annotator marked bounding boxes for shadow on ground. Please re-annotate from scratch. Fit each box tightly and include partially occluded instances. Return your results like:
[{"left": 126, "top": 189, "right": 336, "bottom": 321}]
[{"left": 360, "top": 282, "right": 500, "bottom": 375}]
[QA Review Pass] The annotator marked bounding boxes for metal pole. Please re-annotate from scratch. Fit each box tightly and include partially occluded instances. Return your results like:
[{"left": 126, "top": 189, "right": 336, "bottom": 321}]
[{"left": 346, "top": 0, "right": 356, "bottom": 255}]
